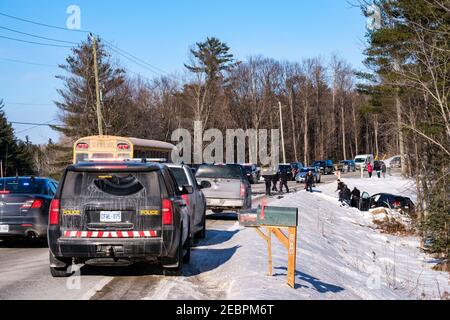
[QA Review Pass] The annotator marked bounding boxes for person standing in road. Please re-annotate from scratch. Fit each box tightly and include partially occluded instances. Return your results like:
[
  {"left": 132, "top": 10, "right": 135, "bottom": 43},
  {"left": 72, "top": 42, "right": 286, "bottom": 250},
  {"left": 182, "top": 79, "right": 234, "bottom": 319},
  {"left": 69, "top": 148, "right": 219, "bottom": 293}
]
[
  {"left": 279, "top": 170, "right": 289, "bottom": 193},
  {"left": 374, "top": 161, "right": 382, "bottom": 178},
  {"left": 271, "top": 171, "right": 279, "bottom": 193},
  {"left": 263, "top": 174, "right": 272, "bottom": 196},
  {"left": 381, "top": 162, "right": 387, "bottom": 179},
  {"left": 367, "top": 163, "right": 373, "bottom": 178},
  {"left": 305, "top": 170, "right": 315, "bottom": 193}
]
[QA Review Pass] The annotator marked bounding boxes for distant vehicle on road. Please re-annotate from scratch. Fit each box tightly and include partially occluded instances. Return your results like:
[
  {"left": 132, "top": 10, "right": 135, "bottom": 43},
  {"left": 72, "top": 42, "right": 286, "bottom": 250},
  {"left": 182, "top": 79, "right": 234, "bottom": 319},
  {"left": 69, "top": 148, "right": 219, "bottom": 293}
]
[
  {"left": 312, "top": 160, "right": 334, "bottom": 175},
  {"left": 354, "top": 154, "right": 374, "bottom": 171},
  {"left": 73, "top": 135, "right": 174, "bottom": 164},
  {"left": 278, "top": 163, "right": 295, "bottom": 181},
  {"left": 0, "top": 177, "right": 58, "bottom": 240},
  {"left": 241, "top": 164, "right": 260, "bottom": 184},
  {"left": 195, "top": 164, "right": 251, "bottom": 214},
  {"left": 295, "top": 167, "right": 321, "bottom": 184},
  {"left": 48, "top": 161, "right": 192, "bottom": 277},
  {"left": 388, "top": 156, "right": 401, "bottom": 168},
  {"left": 337, "top": 160, "right": 356, "bottom": 173},
  {"left": 290, "top": 162, "right": 305, "bottom": 180},
  {"left": 167, "top": 164, "right": 210, "bottom": 239}
]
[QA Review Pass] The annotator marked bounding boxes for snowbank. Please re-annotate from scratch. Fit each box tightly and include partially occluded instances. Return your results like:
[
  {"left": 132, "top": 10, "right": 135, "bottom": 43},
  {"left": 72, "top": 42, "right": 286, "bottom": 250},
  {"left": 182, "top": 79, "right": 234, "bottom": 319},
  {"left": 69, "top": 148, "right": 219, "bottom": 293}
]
[{"left": 193, "top": 175, "right": 448, "bottom": 300}]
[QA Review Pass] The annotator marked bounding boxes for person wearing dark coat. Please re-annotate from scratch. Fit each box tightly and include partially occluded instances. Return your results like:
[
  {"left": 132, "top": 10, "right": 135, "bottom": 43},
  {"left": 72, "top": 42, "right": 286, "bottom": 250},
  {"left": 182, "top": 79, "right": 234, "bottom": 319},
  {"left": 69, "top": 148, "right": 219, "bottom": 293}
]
[
  {"left": 350, "top": 187, "right": 361, "bottom": 208},
  {"left": 341, "top": 186, "right": 351, "bottom": 205},
  {"left": 336, "top": 180, "right": 345, "bottom": 192},
  {"left": 305, "top": 171, "right": 315, "bottom": 193},
  {"left": 279, "top": 170, "right": 289, "bottom": 193},
  {"left": 263, "top": 175, "right": 273, "bottom": 196},
  {"left": 271, "top": 172, "right": 279, "bottom": 192},
  {"left": 381, "top": 163, "right": 387, "bottom": 179},
  {"left": 374, "top": 161, "right": 382, "bottom": 178}
]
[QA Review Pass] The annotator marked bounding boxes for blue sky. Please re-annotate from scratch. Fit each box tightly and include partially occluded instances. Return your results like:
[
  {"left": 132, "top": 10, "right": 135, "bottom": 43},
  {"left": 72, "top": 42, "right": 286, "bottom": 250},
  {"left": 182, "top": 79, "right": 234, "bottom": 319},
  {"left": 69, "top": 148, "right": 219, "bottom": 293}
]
[{"left": 0, "top": 0, "right": 369, "bottom": 144}]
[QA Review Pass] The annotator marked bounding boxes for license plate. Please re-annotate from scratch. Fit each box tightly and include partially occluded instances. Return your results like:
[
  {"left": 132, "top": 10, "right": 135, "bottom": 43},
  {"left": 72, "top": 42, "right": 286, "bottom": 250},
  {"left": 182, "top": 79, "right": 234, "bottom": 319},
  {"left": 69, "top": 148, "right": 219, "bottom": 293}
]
[
  {"left": 0, "top": 225, "right": 9, "bottom": 233},
  {"left": 100, "top": 211, "right": 122, "bottom": 222}
]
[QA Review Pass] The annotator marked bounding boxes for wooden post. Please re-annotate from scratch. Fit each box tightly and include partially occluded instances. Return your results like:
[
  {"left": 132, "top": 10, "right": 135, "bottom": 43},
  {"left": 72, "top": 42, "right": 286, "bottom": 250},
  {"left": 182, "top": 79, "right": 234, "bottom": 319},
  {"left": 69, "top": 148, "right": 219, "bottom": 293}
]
[
  {"left": 287, "top": 227, "right": 297, "bottom": 288},
  {"left": 267, "top": 227, "right": 272, "bottom": 276}
]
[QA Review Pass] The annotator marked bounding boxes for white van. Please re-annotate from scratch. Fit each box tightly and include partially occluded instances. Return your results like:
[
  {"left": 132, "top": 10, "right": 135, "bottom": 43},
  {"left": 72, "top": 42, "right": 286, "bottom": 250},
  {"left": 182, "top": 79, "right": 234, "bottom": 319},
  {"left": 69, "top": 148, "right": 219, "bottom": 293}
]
[{"left": 354, "top": 154, "right": 374, "bottom": 170}]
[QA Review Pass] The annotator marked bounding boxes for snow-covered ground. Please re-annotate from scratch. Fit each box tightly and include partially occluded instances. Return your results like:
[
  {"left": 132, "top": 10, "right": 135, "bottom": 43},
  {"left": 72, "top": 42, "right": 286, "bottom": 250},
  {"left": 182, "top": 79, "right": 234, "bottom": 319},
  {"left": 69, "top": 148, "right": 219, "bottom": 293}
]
[{"left": 190, "top": 175, "right": 448, "bottom": 300}]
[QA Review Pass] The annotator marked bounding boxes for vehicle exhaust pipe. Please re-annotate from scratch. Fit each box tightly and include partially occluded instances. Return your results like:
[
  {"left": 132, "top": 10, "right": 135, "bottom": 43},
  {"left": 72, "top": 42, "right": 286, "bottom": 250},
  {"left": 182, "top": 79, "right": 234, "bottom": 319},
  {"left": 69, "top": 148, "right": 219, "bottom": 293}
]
[{"left": 26, "top": 231, "right": 38, "bottom": 239}]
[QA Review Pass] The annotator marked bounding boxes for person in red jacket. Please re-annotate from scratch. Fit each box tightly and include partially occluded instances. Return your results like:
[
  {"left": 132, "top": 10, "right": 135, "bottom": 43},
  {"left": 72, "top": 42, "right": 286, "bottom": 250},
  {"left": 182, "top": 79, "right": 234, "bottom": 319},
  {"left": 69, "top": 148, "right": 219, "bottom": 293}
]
[{"left": 367, "top": 162, "right": 374, "bottom": 178}]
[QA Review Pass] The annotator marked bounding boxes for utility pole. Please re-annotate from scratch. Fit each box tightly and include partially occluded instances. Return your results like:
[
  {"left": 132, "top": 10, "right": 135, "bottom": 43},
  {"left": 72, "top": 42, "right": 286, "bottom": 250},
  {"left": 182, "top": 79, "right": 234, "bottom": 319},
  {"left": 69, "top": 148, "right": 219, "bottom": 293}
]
[
  {"left": 90, "top": 33, "right": 104, "bottom": 136},
  {"left": 0, "top": 160, "right": 3, "bottom": 178},
  {"left": 279, "top": 101, "right": 286, "bottom": 164}
]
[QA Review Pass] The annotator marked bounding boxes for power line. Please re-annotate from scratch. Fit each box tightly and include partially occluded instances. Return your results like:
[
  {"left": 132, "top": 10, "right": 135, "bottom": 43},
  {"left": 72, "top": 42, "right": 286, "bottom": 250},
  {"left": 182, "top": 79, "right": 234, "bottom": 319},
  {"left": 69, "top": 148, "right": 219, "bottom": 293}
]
[
  {"left": 4, "top": 102, "right": 55, "bottom": 106},
  {"left": 106, "top": 45, "right": 165, "bottom": 77},
  {"left": 0, "top": 57, "right": 57, "bottom": 68},
  {"left": 0, "top": 11, "right": 89, "bottom": 33},
  {"left": 10, "top": 121, "right": 58, "bottom": 126},
  {"left": 0, "top": 26, "right": 78, "bottom": 44},
  {"left": 104, "top": 40, "right": 169, "bottom": 76},
  {"left": 0, "top": 12, "right": 169, "bottom": 77},
  {"left": 0, "top": 35, "right": 72, "bottom": 48}
]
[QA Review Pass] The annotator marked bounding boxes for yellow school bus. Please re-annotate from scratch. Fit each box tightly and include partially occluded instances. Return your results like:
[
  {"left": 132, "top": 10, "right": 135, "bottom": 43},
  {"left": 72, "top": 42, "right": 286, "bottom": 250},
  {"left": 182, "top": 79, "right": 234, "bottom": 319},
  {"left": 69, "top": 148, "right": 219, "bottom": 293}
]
[{"left": 73, "top": 135, "right": 175, "bottom": 163}]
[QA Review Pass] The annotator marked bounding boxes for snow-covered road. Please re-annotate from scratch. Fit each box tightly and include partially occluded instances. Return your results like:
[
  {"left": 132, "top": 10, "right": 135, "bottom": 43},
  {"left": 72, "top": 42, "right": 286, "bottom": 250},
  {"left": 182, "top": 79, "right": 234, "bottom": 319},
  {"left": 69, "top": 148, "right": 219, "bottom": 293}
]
[{"left": 0, "top": 175, "right": 447, "bottom": 300}]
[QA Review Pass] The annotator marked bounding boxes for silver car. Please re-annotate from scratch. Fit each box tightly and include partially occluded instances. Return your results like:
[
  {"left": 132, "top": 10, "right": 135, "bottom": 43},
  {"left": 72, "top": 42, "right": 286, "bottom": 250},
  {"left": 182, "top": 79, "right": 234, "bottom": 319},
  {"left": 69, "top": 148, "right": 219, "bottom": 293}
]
[
  {"left": 295, "top": 167, "right": 321, "bottom": 184},
  {"left": 195, "top": 164, "right": 252, "bottom": 214},
  {"left": 168, "top": 164, "right": 210, "bottom": 239}
]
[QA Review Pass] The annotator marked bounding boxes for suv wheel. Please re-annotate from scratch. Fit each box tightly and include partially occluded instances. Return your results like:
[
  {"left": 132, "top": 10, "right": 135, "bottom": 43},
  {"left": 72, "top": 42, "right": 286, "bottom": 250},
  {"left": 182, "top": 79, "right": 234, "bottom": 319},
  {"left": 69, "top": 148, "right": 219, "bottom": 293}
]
[
  {"left": 195, "top": 211, "right": 206, "bottom": 240},
  {"left": 49, "top": 253, "right": 72, "bottom": 278},
  {"left": 162, "top": 227, "right": 185, "bottom": 276}
]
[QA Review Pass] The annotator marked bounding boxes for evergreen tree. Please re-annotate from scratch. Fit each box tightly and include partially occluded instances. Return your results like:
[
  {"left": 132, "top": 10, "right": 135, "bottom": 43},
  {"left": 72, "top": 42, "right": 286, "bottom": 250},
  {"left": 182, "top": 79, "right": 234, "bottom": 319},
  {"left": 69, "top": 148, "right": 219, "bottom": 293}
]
[
  {"left": 54, "top": 36, "right": 131, "bottom": 139},
  {"left": 0, "top": 100, "right": 35, "bottom": 176}
]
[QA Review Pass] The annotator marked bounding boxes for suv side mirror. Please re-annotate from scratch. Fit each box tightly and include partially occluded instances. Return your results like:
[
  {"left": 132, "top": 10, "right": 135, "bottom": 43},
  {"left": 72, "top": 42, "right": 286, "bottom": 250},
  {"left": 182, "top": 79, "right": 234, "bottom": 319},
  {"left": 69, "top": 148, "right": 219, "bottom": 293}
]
[
  {"left": 200, "top": 181, "right": 211, "bottom": 189},
  {"left": 181, "top": 185, "right": 194, "bottom": 194}
]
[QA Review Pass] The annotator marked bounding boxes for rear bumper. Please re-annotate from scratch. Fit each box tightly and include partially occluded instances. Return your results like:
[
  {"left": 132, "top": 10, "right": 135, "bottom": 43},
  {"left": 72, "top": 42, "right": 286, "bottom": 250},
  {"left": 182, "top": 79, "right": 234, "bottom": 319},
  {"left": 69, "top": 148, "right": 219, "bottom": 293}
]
[
  {"left": 55, "top": 237, "right": 164, "bottom": 259},
  {"left": 0, "top": 217, "right": 47, "bottom": 238},
  {"left": 48, "top": 227, "right": 180, "bottom": 261},
  {"left": 206, "top": 198, "right": 245, "bottom": 210}
]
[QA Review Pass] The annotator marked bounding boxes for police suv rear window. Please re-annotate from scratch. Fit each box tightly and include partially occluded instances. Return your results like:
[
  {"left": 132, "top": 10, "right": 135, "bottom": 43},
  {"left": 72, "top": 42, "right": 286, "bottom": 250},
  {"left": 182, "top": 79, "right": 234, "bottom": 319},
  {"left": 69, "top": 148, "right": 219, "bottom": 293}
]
[{"left": 61, "top": 171, "right": 160, "bottom": 200}]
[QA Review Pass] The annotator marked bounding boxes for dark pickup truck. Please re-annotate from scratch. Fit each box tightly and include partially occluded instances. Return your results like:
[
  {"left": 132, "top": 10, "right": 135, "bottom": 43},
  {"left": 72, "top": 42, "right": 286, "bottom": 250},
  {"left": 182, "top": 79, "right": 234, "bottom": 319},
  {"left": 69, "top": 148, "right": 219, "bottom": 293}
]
[{"left": 48, "top": 161, "right": 192, "bottom": 277}]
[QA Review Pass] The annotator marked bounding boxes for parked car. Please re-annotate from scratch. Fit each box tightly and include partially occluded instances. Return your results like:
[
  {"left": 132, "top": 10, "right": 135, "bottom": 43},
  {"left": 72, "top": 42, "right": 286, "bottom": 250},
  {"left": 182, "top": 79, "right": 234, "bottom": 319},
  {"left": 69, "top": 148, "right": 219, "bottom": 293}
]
[
  {"left": 241, "top": 164, "right": 260, "bottom": 184},
  {"left": 0, "top": 176, "right": 58, "bottom": 240},
  {"left": 360, "top": 193, "right": 415, "bottom": 215},
  {"left": 389, "top": 156, "right": 401, "bottom": 168},
  {"left": 295, "top": 167, "right": 321, "bottom": 184},
  {"left": 290, "top": 162, "right": 305, "bottom": 180},
  {"left": 167, "top": 164, "right": 211, "bottom": 239},
  {"left": 278, "top": 163, "right": 295, "bottom": 180},
  {"left": 195, "top": 164, "right": 251, "bottom": 214},
  {"left": 337, "top": 160, "right": 356, "bottom": 173},
  {"left": 48, "top": 161, "right": 192, "bottom": 277},
  {"left": 354, "top": 154, "right": 374, "bottom": 171},
  {"left": 312, "top": 160, "right": 334, "bottom": 175}
]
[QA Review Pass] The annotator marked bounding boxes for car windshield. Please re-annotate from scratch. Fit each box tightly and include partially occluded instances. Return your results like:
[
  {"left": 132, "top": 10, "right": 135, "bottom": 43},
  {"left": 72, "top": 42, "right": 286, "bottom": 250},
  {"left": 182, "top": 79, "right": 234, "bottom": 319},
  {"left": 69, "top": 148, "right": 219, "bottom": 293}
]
[
  {"left": 170, "top": 167, "right": 190, "bottom": 187},
  {"left": 0, "top": 178, "right": 46, "bottom": 195},
  {"left": 196, "top": 165, "right": 243, "bottom": 179},
  {"left": 279, "top": 165, "right": 291, "bottom": 171},
  {"left": 312, "top": 161, "right": 324, "bottom": 166},
  {"left": 355, "top": 158, "right": 366, "bottom": 163},
  {"left": 300, "top": 168, "right": 310, "bottom": 173}
]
